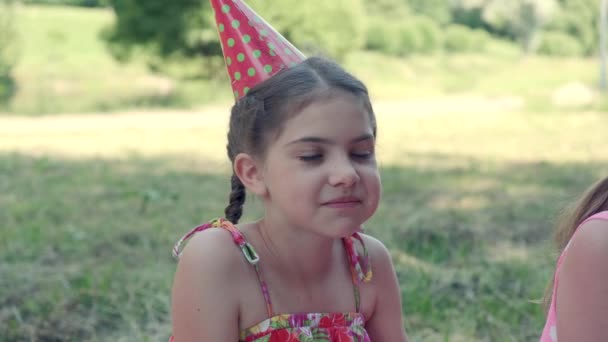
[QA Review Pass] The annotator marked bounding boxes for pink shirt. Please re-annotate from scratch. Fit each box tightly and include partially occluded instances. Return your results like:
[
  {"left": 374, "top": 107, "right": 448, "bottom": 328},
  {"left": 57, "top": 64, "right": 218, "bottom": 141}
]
[{"left": 540, "top": 211, "right": 608, "bottom": 341}]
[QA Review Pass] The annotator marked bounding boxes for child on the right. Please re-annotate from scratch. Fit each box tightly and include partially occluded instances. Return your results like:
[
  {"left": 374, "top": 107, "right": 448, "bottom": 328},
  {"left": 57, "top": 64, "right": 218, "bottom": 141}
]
[{"left": 540, "top": 176, "right": 608, "bottom": 341}]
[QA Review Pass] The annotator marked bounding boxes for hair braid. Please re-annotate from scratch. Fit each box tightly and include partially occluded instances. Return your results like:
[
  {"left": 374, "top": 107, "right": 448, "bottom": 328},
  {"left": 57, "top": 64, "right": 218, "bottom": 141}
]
[{"left": 224, "top": 173, "right": 246, "bottom": 223}]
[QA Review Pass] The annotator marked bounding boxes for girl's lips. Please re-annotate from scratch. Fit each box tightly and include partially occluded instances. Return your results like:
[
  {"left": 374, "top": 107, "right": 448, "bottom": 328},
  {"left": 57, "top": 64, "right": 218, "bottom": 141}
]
[{"left": 322, "top": 197, "right": 362, "bottom": 208}]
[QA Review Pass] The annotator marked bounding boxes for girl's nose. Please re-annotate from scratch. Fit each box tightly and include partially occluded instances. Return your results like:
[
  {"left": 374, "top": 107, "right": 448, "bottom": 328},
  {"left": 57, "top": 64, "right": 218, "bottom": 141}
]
[{"left": 328, "top": 160, "right": 360, "bottom": 187}]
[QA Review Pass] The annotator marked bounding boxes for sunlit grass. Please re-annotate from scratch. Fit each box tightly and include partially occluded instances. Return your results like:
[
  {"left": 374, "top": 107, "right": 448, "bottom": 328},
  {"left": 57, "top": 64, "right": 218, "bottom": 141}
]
[{"left": 1, "top": 103, "right": 607, "bottom": 341}]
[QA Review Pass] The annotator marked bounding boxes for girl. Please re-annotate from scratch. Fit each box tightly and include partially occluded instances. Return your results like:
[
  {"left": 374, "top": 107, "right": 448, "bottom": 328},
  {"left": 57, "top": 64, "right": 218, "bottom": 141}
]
[
  {"left": 540, "top": 176, "right": 608, "bottom": 341},
  {"left": 170, "top": 56, "right": 408, "bottom": 341},
  {"left": 170, "top": 1, "right": 407, "bottom": 340}
]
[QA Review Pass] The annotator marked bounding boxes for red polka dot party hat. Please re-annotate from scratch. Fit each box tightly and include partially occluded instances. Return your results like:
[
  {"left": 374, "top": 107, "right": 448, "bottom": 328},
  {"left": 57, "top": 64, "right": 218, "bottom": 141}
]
[{"left": 210, "top": 0, "right": 306, "bottom": 99}]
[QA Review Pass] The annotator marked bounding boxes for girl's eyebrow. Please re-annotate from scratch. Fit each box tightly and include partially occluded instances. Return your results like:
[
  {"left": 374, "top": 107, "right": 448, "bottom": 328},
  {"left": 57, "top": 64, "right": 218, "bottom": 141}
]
[{"left": 285, "top": 133, "right": 374, "bottom": 146}]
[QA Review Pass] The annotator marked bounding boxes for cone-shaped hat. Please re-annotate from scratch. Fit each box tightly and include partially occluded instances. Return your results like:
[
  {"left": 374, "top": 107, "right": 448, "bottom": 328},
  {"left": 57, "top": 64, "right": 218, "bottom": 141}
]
[{"left": 210, "top": 0, "right": 306, "bottom": 99}]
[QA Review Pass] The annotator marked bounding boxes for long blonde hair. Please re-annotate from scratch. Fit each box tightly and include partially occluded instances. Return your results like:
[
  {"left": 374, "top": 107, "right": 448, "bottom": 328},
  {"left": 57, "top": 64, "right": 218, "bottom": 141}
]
[{"left": 543, "top": 176, "right": 608, "bottom": 310}]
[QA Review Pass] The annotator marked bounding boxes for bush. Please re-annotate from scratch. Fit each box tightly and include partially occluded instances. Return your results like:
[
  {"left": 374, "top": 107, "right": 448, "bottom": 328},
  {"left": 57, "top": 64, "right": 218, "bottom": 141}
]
[
  {"left": 21, "top": 0, "right": 106, "bottom": 7},
  {"left": 287, "top": 0, "right": 367, "bottom": 59},
  {"left": 0, "top": 0, "right": 18, "bottom": 106},
  {"left": 545, "top": 0, "right": 599, "bottom": 55},
  {"left": 406, "top": 0, "right": 451, "bottom": 25},
  {"left": 537, "top": 31, "right": 584, "bottom": 56},
  {"left": 365, "top": 18, "right": 402, "bottom": 55},
  {"left": 249, "top": 0, "right": 367, "bottom": 59},
  {"left": 444, "top": 24, "right": 490, "bottom": 53},
  {"left": 409, "top": 16, "right": 443, "bottom": 54},
  {"left": 366, "top": 15, "right": 442, "bottom": 56}
]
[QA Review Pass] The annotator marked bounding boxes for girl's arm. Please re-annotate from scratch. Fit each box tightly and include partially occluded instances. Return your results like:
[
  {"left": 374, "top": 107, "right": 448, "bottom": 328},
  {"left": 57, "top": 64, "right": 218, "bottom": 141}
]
[
  {"left": 363, "top": 235, "right": 409, "bottom": 342},
  {"left": 556, "top": 219, "right": 608, "bottom": 341},
  {"left": 171, "top": 229, "right": 240, "bottom": 341}
]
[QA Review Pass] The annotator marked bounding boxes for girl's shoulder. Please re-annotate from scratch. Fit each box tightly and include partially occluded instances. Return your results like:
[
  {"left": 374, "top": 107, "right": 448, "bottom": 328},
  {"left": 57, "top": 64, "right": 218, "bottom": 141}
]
[
  {"left": 357, "top": 233, "right": 396, "bottom": 284},
  {"left": 171, "top": 227, "right": 247, "bottom": 340},
  {"left": 176, "top": 225, "right": 255, "bottom": 278},
  {"left": 568, "top": 215, "right": 608, "bottom": 256},
  {"left": 358, "top": 233, "right": 391, "bottom": 260}
]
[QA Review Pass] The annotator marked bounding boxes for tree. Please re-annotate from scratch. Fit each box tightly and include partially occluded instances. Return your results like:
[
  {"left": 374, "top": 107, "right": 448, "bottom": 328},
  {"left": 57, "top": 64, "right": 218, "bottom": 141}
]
[
  {"left": 104, "top": 0, "right": 218, "bottom": 62},
  {"left": 482, "top": 0, "right": 557, "bottom": 53},
  {"left": 104, "top": 0, "right": 366, "bottom": 75},
  {"left": 0, "top": 0, "right": 18, "bottom": 106},
  {"left": 248, "top": 0, "right": 366, "bottom": 59},
  {"left": 547, "top": 0, "right": 601, "bottom": 55},
  {"left": 363, "top": 0, "right": 410, "bottom": 19},
  {"left": 406, "top": 0, "right": 452, "bottom": 25}
]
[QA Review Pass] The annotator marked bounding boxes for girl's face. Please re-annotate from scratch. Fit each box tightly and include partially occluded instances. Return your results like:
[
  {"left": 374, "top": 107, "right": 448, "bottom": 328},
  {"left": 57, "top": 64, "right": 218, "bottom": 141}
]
[{"left": 259, "top": 92, "right": 381, "bottom": 238}]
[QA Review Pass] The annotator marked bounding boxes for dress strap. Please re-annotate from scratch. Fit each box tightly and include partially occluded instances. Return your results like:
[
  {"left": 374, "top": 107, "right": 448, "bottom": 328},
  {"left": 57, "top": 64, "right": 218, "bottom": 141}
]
[
  {"left": 342, "top": 232, "right": 373, "bottom": 313},
  {"left": 172, "top": 218, "right": 274, "bottom": 318}
]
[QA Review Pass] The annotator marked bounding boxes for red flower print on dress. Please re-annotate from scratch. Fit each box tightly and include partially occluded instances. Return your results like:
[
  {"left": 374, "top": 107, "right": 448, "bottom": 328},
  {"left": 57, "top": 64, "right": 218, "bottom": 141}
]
[
  {"left": 319, "top": 313, "right": 347, "bottom": 328},
  {"left": 268, "top": 329, "right": 301, "bottom": 342}
]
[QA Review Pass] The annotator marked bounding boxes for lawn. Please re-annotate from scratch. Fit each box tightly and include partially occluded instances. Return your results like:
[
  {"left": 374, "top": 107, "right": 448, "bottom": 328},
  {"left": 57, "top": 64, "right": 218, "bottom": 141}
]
[
  {"left": 2, "top": 4, "right": 608, "bottom": 342},
  {"left": 6, "top": 5, "right": 604, "bottom": 115},
  {"left": 1, "top": 105, "right": 607, "bottom": 341}
]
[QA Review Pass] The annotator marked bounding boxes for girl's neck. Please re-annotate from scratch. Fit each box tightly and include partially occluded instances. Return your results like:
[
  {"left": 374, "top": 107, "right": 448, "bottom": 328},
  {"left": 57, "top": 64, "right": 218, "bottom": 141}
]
[{"left": 253, "top": 217, "right": 340, "bottom": 281}]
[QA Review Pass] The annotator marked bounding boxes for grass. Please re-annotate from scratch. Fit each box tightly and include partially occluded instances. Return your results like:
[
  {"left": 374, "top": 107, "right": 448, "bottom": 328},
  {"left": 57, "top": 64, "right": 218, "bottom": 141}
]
[
  {"left": 8, "top": 5, "right": 233, "bottom": 115},
  {"left": 2, "top": 3, "right": 608, "bottom": 341},
  {"left": 1, "top": 106, "right": 607, "bottom": 341},
  {"left": 5, "top": 5, "right": 605, "bottom": 115}
]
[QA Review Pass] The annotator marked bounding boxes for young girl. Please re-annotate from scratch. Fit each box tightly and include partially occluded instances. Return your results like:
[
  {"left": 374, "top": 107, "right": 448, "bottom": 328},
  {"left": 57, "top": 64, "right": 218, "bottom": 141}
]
[
  {"left": 540, "top": 176, "right": 608, "bottom": 341},
  {"left": 170, "top": 55, "right": 408, "bottom": 341},
  {"left": 170, "top": 1, "right": 408, "bottom": 340}
]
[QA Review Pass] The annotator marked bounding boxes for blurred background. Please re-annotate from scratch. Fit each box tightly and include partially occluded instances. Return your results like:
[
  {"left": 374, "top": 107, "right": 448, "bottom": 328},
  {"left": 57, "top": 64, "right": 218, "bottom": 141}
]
[{"left": 0, "top": 0, "right": 607, "bottom": 341}]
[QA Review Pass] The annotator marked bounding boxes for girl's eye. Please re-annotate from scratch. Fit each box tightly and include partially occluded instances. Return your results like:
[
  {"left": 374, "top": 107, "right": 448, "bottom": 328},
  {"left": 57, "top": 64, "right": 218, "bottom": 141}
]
[
  {"left": 298, "top": 154, "right": 323, "bottom": 162},
  {"left": 351, "top": 151, "right": 374, "bottom": 160}
]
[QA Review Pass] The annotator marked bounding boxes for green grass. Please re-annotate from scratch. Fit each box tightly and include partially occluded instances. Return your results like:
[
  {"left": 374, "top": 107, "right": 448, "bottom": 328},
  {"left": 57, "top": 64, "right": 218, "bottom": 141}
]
[
  {"left": 9, "top": 5, "right": 232, "bottom": 114},
  {"left": 2, "top": 4, "right": 608, "bottom": 341},
  {"left": 1, "top": 107, "right": 607, "bottom": 341},
  {"left": 5, "top": 5, "right": 605, "bottom": 115}
]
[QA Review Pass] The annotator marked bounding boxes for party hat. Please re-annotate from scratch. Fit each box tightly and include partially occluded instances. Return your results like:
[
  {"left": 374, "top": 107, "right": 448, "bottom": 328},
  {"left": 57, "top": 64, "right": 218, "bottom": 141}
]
[{"left": 210, "top": 0, "right": 306, "bottom": 99}]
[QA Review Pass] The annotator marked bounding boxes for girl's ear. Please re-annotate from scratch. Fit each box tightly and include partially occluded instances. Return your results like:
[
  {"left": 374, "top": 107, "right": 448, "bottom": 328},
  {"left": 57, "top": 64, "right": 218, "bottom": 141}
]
[{"left": 234, "top": 153, "right": 267, "bottom": 196}]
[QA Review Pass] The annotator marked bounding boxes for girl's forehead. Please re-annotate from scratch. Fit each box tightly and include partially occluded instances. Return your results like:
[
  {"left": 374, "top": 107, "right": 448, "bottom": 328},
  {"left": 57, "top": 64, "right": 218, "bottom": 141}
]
[{"left": 277, "top": 95, "right": 373, "bottom": 141}]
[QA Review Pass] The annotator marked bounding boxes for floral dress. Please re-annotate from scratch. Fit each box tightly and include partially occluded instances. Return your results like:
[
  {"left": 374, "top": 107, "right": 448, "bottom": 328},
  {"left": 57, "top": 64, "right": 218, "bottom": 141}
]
[{"left": 170, "top": 218, "right": 373, "bottom": 342}]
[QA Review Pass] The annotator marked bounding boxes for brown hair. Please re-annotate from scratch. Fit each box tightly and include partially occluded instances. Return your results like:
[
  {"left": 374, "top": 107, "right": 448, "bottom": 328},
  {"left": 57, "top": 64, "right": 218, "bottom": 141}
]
[
  {"left": 224, "top": 57, "right": 376, "bottom": 223},
  {"left": 543, "top": 176, "right": 608, "bottom": 309}
]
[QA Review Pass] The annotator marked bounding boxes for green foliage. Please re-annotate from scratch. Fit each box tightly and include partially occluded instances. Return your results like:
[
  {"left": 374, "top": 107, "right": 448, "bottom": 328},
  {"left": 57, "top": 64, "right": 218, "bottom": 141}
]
[
  {"left": 444, "top": 24, "right": 491, "bottom": 53},
  {"left": 365, "top": 18, "right": 402, "bottom": 55},
  {"left": 411, "top": 16, "right": 444, "bottom": 53},
  {"left": 0, "top": 0, "right": 18, "bottom": 106},
  {"left": 104, "top": 0, "right": 218, "bottom": 63},
  {"left": 104, "top": 0, "right": 366, "bottom": 72},
  {"left": 538, "top": 30, "right": 584, "bottom": 56},
  {"left": 245, "top": 0, "right": 367, "bottom": 59},
  {"left": 363, "top": 0, "right": 410, "bottom": 18},
  {"left": 21, "top": 0, "right": 106, "bottom": 7},
  {"left": 546, "top": 0, "right": 600, "bottom": 55},
  {"left": 365, "top": 15, "right": 442, "bottom": 56},
  {"left": 406, "top": 0, "right": 452, "bottom": 25},
  {"left": 451, "top": 0, "right": 487, "bottom": 30},
  {"left": 482, "top": 0, "right": 558, "bottom": 53}
]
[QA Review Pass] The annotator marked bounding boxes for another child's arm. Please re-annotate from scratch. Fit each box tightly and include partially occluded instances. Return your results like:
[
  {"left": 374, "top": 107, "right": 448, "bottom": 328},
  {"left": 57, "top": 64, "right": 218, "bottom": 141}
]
[
  {"left": 171, "top": 230, "right": 240, "bottom": 341},
  {"left": 363, "top": 235, "right": 409, "bottom": 342},
  {"left": 556, "top": 219, "right": 608, "bottom": 341}
]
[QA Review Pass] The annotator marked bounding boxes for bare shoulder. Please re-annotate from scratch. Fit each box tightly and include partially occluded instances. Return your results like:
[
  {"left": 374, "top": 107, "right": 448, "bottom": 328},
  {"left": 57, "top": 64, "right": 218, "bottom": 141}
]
[
  {"left": 555, "top": 218, "right": 608, "bottom": 340},
  {"left": 358, "top": 234, "right": 409, "bottom": 341},
  {"left": 173, "top": 227, "right": 252, "bottom": 295},
  {"left": 358, "top": 233, "right": 397, "bottom": 290},
  {"left": 171, "top": 228, "right": 247, "bottom": 340},
  {"left": 359, "top": 233, "right": 393, "bottom": 270},
  {"left": 176, "top": 227, "right": 246, "bottom": 270},
  {"left": 567, "top": 218, "right": 608, "bottom": 260}
]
